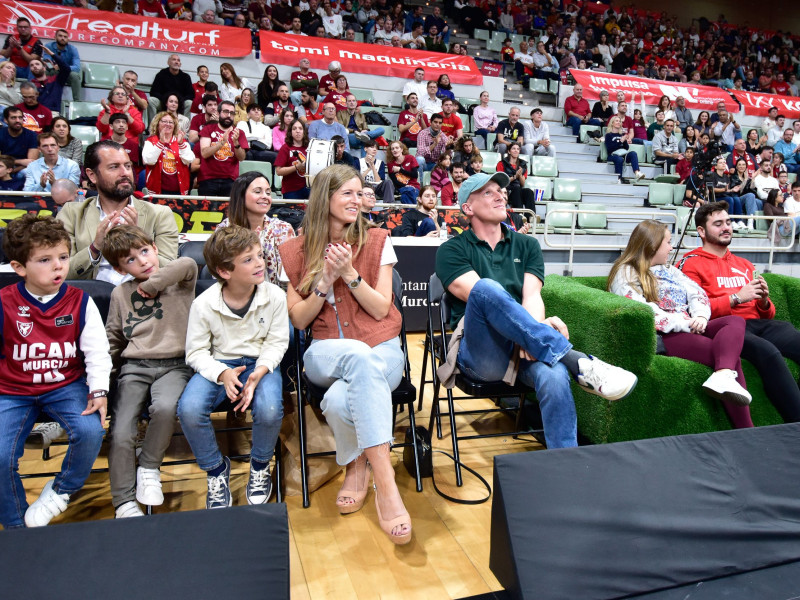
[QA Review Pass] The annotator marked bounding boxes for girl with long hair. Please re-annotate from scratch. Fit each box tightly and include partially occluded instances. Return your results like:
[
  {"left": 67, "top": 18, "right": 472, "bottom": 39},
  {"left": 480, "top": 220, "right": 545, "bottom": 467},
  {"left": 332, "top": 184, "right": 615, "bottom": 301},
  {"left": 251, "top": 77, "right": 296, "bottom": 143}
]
[
  {"left": 274, "top": 119, "right": 310, "bottom": 199},
  {"left": 472, "top": 91, "right": 498, "bottom": 149},
  {"left": 430, "top": 153, "right": 451, "bottom": 194},
  {"left": 257, "top": 64, "right": 284, "bottom": 110},
  {"left": 142, "top": 111, "right": 193, "bottom": 195},
  {"left": 694, "top": 111, "right": 712, "bottom": 138},
  {"left": 678, "top": 125, "right": 699, "bottom": 154},
  {"left": 219, "top": 170, "right": 295, "bottom": 286},
  {"left": 279, "top": 164, "right": 412, "bottom": 545},
  {"left": 271, "top": 108, "right": 296, "bottom": 152},
  {"left": 219, "top": 62, "right": 252, "bottom": 104},
  {"left": 165, "top": 93, "right": 190, "bottom": 134},
  {"left": 386, "top": 141, "right": 420, "bottom": 204},
  {"left": 452, "top": 136, "right": 481, "bottom": 166},
  {"left": 234, "top": 88, "right": 256, "bottom": 126},
  {"left": 51, "top": 116, "right": 83, "bottom": 165},
  {"left": 496, "top": 141, "right": 536, "bottom": 212},
  {"left": 657, "top": 95, "right": 676, "bottom": 123},
  {"left": 608, "top": 220, "right": 753, "bottom": 427}
]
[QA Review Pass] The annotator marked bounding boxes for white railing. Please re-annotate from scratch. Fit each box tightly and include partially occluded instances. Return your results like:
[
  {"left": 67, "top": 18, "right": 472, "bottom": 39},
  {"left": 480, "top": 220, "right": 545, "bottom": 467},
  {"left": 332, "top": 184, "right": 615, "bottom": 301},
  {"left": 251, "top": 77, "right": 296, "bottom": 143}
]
[{"left": 544, "top": 206, "right": 796, "bottom": 275}]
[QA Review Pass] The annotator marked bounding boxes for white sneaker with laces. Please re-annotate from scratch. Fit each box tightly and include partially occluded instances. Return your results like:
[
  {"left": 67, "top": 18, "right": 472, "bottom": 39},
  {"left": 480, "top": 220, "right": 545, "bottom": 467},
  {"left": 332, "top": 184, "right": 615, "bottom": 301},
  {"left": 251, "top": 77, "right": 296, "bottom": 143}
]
[
  {"left": 24, "top": 422, "right": 65, "bottom": 450},
  {"left": 206, "top": 457, "right": 232, "bottom": 509},
  {"left": 136, "top": 467, "right": 164, "bottom": 506},
  {"left": 246, "top": 465, "right": 273, "bottom": 505},
  {"left": 746, "top": 218, "right": 755, "bottom": 230},
  {"left": 24, "top": 480, "right": 70, "bottom": 527},
  {"left": 115, "top": 501, "right": 145, "bottom": 518},
  {"left": 356, "top": 131, "right": 371, "bottom": 144},
  {"left": 702, "top": 369, "right": 752, "bottom": 406},
  {"left": 635, "top": 171, "right": 645, "bottom": 181},
  {"left": 576, "top": 356, "right": 638, "bottom": 401}
]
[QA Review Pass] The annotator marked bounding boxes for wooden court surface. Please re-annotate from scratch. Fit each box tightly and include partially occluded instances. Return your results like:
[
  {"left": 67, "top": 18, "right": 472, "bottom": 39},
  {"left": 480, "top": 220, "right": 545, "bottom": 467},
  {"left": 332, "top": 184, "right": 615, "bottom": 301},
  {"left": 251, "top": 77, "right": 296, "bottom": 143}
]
[{"left": 17, "top": 333, "right": 545, "bottom": 599}]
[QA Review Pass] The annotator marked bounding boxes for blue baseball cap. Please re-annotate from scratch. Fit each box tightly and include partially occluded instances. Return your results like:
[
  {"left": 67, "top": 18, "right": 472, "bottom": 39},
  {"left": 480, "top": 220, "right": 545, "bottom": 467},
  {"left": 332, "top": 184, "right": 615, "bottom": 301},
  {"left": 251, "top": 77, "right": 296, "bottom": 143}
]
[{"left": 457, "top": 172, "right": 511, "bottom": 206}]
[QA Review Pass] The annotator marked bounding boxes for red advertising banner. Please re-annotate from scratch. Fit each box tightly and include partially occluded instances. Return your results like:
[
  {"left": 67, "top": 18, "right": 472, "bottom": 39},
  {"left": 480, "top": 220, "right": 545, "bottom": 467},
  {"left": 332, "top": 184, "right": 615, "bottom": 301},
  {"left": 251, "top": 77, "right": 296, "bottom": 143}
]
[
  {"left": 569, "top": 69, "right": 740, "bottom": 113},
  {"left": 0, "top": 0, "right": 252, "bottom": 57},
  {"left": 729, "top": 90, "right": 800, "bottom": 119},
  {"left": 259, "top": 32, "right": 483, "bottom": 85}
]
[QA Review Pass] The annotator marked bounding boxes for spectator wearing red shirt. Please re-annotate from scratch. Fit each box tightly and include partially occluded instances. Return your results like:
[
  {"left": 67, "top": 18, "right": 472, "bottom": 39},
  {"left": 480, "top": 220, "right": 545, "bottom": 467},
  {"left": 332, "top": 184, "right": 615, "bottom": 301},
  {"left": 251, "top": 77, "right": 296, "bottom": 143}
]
[
  {"left": 439, "top": 99, "right": 463, "bottom": 142},
  {"left": 564, "top": 84, "right": 603, "bottom": 137},
  {"left": 190, "top": 66, "right": 211, "bottom": 114},
  {"left": 120, "top": 70, "right": 150, "bottom": 118},
  {"left": 771, "top": 73, "right": 791, "bottom": 96},
  {"left": 16, "top": 83, "right": 53, "bottom": 133},
  {"left": 189, "top": 94, "right": 219, "bottom": 144},
  {"left": 397, "top": 93, "right": 429, "bottom": 148},
  {"left": 676, "top": 147, "right": 695, "bottom": 183},
  {"left": 321, "top": 75, "right": 350, "bottom": 112},
  {"left": 298, "top": 89, "right": 323, "bottom": 124},
  {"left": 107, "top": 113, "right": 143, "bottom": 184},
  {"left": 0, "top": 18, "right": 43, "bottom": 79},
  {"left": 198, "top": 100, "right": 248, "bottom": 197},
  {"left": 191, "top": 81, "right": 218, "bottom": 117},
  {"left": 274, "top": 118, "right": 310, "bottom": 200},
  {"left": 318, "top": 62, "right": 342, "bottom": 99},
  {"left": 96, "top": 86, "right": 145, "bottom": 142}
]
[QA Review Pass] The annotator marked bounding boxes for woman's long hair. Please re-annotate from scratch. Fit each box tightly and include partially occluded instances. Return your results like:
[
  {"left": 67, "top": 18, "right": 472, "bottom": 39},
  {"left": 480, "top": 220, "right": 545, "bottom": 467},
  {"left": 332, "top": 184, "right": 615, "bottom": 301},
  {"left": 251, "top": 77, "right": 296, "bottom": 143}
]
[
  {"left": 607, "top": 219, "right": 667, "bottom": 303},
  {"left": 228, "top": 171, "right": 271, "bottom": 229},
  {"left": 298, "top": 164, "right": 369, "bottom": 293},
  {"left": 221, "top": 62, "right": 243, "bottom": 89},
  {"left": 287, "top": 119, "right": 309, "bottom": 147},
  {"left": 51, "top": 116, "right": 74, "bottom": 144}
]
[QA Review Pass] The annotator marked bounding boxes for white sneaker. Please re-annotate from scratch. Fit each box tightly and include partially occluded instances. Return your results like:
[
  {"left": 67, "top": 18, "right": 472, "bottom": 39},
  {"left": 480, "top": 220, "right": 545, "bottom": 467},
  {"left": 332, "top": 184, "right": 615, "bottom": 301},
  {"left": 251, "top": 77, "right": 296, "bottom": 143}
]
[
  {"left": 634, "top": 171, "right": 645, "bottom": 181},
  {"left": 115, "top": 501, "right": 145, "bottom": 518},
  {"left": 24, "top": 422, "right": 65, "bottom": 450},
  {"left": 746, "top": 218, "right": 755, "bottom": 230},
  {"left": 702, "top": 369, "right": 752, "bottom": 406},
  {"left": 576, "top": 356, "right": 638, "bottom": 401},
  {"left": 355, "top": 131, "right": 371, "bottom": 144},
  {"left": 24, "top": 480, "right": 70, "bottom": 527},
  {"left": 136, "top": 467, "right": 164, "bottom": 506}
]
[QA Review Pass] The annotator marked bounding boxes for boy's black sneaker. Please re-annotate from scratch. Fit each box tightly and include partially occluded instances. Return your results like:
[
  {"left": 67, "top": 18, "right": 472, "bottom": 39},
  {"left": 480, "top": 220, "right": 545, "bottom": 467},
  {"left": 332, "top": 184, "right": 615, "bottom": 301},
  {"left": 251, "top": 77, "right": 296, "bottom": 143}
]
[{"left": 206, "top": 456, "right": 232, "bottom": 509}]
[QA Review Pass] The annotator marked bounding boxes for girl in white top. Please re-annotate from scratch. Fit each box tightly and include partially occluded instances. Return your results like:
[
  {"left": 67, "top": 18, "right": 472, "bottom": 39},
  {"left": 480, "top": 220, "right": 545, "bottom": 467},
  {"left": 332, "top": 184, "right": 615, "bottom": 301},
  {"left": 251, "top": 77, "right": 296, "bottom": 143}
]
[{"left": 218, "top": 62, "right": 252, "bottom": 104}]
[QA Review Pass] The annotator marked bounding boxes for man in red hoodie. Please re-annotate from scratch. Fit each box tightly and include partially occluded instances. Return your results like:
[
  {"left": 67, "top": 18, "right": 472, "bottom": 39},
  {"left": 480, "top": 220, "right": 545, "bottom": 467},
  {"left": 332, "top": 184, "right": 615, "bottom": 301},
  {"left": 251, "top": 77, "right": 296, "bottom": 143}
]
[{"left": 679, "top": 201, "right": 800, "bottom": 422}]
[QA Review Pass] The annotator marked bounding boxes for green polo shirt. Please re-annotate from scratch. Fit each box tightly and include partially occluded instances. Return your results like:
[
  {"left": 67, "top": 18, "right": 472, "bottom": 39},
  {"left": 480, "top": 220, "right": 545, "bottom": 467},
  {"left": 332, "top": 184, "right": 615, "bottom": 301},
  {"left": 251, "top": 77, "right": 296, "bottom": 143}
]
[{"left": 435, "top": 227, "right": 545, "bottom": 328}]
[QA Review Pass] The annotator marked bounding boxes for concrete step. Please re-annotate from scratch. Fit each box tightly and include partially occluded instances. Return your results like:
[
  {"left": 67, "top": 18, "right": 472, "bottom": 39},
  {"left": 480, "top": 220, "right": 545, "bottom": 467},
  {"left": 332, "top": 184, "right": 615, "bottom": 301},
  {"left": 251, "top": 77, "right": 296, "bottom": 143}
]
[
  {"left": 559, "top": 161, "right": 662, "bottom": 179},
  {"left": 556, "top": 151, "right": 598, "bottom": 162},
  {"left": 550, "top": 134, "right": 579, "bottom": 144}
]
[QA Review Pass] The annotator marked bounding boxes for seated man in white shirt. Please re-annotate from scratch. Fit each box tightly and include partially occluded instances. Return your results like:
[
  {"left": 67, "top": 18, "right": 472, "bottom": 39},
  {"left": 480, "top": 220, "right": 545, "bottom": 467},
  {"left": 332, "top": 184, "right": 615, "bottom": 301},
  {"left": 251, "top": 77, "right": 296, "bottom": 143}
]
[
  {"left": 522, "top": 107, "right": 556, "bottom": 157},
  {"left": 236, "top": 104, "right": 276, "bottom": 163},
  {"left": 401, "top": 22, "right": 426, "bottom": 49},
  {"left": 402, "top": 68, "right": 428, "bottom": 106},
  {"left": 766, "top": 114, "right": 786, "bottom": 147}
]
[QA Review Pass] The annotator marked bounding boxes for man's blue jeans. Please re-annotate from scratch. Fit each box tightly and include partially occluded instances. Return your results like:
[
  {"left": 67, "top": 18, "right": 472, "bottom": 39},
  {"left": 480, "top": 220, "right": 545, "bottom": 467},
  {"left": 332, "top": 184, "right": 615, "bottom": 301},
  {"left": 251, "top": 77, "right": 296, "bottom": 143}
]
[
  {"left": 566, "top": 116, "right": 602, "bottom": 137},
  {"left": 456, "top": 279, "right": 578, "bottom": 448},
  {"left": 742, "top": 193, "right": 763, "bottom": 216},
  {"left": 0, "top": 380, "right": 105, "bottom": 529},
  {"left": 348, "top": 127, "right": 385, "bottom": 154},
  {"left": 177, "top": 358, "right": 283, "bottom": 472}
]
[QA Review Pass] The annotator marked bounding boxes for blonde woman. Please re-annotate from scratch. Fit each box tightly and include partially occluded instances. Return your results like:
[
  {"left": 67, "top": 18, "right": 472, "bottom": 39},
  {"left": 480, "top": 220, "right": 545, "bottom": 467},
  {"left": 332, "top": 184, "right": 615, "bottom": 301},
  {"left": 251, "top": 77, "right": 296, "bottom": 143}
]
[
  {"left": 279, "top": 164, "right": 412, "bottom": 545},
  {"left": 219, "top": 62, "right": 252, "bottom": 104},
  {"left": 0, "top": 61, "right": 22, "bottom": 121}
]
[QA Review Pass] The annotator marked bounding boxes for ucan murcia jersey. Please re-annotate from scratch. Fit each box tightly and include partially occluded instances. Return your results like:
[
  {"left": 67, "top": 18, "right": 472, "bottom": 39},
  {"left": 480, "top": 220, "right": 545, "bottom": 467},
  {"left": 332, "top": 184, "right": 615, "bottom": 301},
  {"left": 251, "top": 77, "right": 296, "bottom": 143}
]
[{"left": 0, "top": 283, "right": 88, "bottom": 396}]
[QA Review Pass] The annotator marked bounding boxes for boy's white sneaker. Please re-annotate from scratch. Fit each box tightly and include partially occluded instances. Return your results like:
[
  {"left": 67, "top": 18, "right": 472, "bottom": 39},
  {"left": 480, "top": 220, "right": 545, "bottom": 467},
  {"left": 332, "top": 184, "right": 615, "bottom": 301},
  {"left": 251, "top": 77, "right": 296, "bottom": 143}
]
[
  {"left": 136, "top": 467, "right": 164, "bottom": 506},
  {"left": 24, "top": 480, "right": 70, "bottom": 527},
  {"left": 115, "top": 501, "right": 145, "bottom": 518}
]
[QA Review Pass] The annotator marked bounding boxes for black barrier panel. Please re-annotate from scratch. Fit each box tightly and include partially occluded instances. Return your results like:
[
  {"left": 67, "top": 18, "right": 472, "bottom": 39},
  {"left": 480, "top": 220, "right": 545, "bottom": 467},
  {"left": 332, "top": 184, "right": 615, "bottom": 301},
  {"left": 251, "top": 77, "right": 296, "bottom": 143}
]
[
  {"left": 394, "top": 243, "right": 437, "bottom": 332},
  {"left": 490, "top": 423, "right": 800, "bottom": 600},
  {"left": 0, "top": 504, "right": 290, "bottom": 600}
]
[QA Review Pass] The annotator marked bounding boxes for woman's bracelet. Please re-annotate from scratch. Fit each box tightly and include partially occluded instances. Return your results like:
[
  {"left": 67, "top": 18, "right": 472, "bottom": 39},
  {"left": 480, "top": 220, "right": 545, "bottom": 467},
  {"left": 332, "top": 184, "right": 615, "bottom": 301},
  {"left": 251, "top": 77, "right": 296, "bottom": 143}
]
[{"left": 313, "top": 286, "right": 327, "bottom": 298}]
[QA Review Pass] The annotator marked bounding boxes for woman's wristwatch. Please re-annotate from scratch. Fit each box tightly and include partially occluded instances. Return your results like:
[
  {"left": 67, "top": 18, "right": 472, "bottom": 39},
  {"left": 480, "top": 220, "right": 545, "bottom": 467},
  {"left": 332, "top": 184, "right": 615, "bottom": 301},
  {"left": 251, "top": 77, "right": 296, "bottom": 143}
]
[{"left": 347, "top": 275, "right": 362, "bottom": 290}]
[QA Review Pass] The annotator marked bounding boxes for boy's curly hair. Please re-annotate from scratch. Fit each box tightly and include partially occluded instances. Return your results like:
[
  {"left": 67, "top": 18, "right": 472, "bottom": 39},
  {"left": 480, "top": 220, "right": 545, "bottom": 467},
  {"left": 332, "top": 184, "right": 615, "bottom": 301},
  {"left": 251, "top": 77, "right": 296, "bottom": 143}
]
[{"left": 3, "top": 214, "right": 71, "bottom": 265}]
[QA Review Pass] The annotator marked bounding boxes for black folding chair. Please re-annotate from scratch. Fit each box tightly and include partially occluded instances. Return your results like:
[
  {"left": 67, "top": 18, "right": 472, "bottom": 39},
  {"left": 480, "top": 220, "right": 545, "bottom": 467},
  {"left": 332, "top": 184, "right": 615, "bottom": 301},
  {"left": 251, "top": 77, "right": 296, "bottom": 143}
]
[
  {"left": 426, "top": 274, "right": 544, "bottom": 487},
  {"left": 294, "top": 269, "right": 422, "bottom": 508}
]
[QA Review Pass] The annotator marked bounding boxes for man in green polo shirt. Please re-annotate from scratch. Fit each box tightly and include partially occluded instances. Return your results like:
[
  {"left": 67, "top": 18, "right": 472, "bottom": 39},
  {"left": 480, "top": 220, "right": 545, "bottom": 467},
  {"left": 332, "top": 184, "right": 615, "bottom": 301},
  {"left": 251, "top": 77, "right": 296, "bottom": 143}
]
[{"left": 434, "top": 172, "right": 637, "bottom": 448}]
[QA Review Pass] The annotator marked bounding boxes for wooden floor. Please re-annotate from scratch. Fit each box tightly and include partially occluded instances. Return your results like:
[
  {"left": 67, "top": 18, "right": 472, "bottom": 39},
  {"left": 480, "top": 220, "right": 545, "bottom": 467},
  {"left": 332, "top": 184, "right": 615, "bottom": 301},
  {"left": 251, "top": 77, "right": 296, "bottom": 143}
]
[{"left": 17, "top": 333, "right": 544, "bottom": 600}]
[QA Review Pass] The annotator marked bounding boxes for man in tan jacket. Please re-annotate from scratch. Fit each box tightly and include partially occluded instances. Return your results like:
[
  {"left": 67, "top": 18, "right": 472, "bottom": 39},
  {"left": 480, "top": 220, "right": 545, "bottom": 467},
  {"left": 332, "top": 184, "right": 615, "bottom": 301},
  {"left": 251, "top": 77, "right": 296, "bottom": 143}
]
[
  {"left": 56, "top": 140, "right": 179, "bottom": 282},
  {"left": 336, "top": 94, "right": 385, "bottom": 156}
]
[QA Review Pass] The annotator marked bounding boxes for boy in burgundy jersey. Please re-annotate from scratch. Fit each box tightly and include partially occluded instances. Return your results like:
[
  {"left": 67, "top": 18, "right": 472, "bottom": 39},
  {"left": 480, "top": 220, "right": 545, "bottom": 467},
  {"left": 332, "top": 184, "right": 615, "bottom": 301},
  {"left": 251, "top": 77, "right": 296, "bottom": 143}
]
[{"left": 0, "top": 215, "right": 111, "bottom": 528}]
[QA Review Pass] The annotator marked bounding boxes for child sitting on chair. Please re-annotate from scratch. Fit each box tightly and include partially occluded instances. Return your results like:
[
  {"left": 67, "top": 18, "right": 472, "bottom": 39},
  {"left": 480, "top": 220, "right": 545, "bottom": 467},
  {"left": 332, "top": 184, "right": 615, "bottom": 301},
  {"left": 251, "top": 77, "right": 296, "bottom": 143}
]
[
  {"left": 0, "top": 214, "right": 110, "bottom": 528},
  {"left": 178, "top": 225, "right": 288, "bottom": 509},
  {"left": 103, "top": 225, "right": 198, "bottom": 518}
]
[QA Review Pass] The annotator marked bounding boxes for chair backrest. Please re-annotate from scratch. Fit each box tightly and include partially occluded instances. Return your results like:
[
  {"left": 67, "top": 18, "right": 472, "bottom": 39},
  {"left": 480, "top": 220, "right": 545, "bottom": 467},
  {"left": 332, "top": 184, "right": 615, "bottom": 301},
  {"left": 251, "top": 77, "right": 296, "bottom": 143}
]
[
  {"left": 391, "top": 268, "right": 412, "bottom": 378},
  {"left": 674, "top": 206, "right": 696, "bottom": 233},
  {"left": 239, "top": 160, "right": 273, "bottom": 183},
  {"left": 82, "top": 63, "right": 119, "bottom": 88},
  {"left": 68, "top": 101, "right": 103, "bottom": 121},
  {"left": 481, "top": 151, "right": 501, "bottom": 173},
  {"left": 547, "top": 203, "right": 578, "bottom": 228},
  {"left": 553, "top": 178, "right": 582, "bottom": 202},
  {"left": 673, "top": 184, "right": 687, "bottom": 205},
  {"left": 577, "top": 204, "right": 607, "bottom": 229},
  {"left": 648, "top": 182, "right": 674, "bottom": 206},
  {"left": 195, "top": 278, "right": 216, "bottom": 297},
  {"left": 429, "top": 273, "right": 452, "bottom": 338},
  {"left": 525, "top": 176, "right": 552, "bottom": 200},
  {"left": 531, "top": 155, "right": 558, "bottom": 177},
  {"left": 66, "top": 279, "right": 116, "bottom": 323},
  {"left": 178, "top": 240, "right": 207, "bottom": 268}
]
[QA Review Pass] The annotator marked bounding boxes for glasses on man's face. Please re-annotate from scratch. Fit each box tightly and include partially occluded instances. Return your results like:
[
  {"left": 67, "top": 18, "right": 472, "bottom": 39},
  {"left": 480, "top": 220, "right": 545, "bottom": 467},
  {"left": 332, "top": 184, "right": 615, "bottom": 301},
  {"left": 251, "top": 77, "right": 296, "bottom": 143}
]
[{"left": 220, "top": 110, "right": 233, "bottom": 115}]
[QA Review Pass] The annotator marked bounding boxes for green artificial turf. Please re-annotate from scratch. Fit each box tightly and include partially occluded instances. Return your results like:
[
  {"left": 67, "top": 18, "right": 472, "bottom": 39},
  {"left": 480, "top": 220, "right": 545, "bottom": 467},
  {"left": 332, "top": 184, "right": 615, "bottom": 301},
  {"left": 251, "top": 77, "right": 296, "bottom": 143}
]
[{"left": 538, "top": 274, "right": 799, "bottom": 444}]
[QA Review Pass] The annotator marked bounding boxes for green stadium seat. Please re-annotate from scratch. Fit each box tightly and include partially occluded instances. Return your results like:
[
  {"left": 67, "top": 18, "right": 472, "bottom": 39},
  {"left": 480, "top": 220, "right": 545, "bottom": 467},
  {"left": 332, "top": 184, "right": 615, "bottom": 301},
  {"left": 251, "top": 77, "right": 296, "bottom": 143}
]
[
  {"left": 529, "top": 79, "right": 555, "bottom": 95},
  {"left": 474, "top": 29, "right": 490, "bottom": 41},
  {"left": 577, "top": 203, "right": 608, "bottom": 234},
  {"left": 629, "top": 143, "right": 647, "bottom": 165},
  {"left": 655, "top": 174, "right": 681, "bottom": 184},
  {"left": 70, "top": 125, "right": 99, "bottom": 148},
  {"left": 239, "top": 160, "right": 273, "bottom": 183},
  {"left": 599, "top": 141, "right": 608, "bottom": 162},
  {"left": 67, "top": 101, "right": 103, "bottom": 121},
  {"left": 675, "top": 206, "right": 696, "bottom": 234},
  {"left": 579, "top": 125, "right": 601, "bottom": 143},
  {"left": 480, "top": 151, "right": 501, "bottom": 173},
  {"left": 673, "top": 184, "right": 686, "bottom": 205},
  {"left": 422, "top": 170, "right": 431, "bottom": 186},
  {"left": 82, "top": 63, "right": 119, "bottom": 89},
  {"left": 553, "top": 178, "right": 582, "bottom": 202},
  {"left": 524, "top": 176, "right": 552, "bottom": 200},
  {"left": 531, "top": 155, "right": 558, "bottom": 177},
  {"left": 755, "top": 210, "right": 769, "bottom": 232},
  {"left": 547, "top": 203, "right": 583, "bottom": 233},
  {"left": 350, "top": 88, "right": 374, "bottom": 103},
  {"left": 647, "top": 182, "right": 674, "bottom": 206}
]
